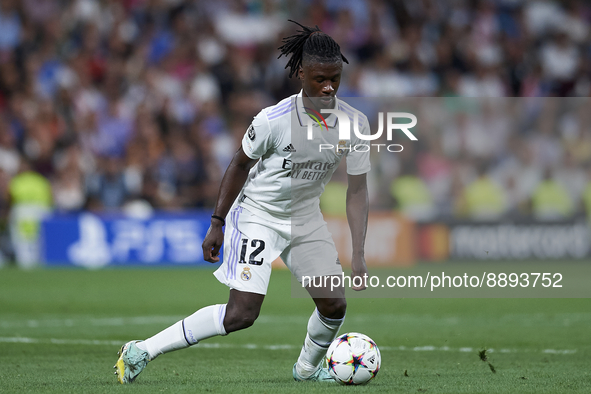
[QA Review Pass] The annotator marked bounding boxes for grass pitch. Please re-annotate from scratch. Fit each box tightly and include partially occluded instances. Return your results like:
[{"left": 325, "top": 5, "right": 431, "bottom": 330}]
[{"left": 0, "top": 266, "right": 590, "bottom": 393}]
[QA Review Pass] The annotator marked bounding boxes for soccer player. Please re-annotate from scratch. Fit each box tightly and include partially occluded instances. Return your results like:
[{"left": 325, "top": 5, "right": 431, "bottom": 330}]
[{"left": 114, "top": 20, "right": 370, "bottom": 384}]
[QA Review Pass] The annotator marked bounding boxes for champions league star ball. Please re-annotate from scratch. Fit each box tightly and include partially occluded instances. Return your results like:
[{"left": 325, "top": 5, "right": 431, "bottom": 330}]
[{"left": 326, "top": 332, "right": 381, "bottom": 385}]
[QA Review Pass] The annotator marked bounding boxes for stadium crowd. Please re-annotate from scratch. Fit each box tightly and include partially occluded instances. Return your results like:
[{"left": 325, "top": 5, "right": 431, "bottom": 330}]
[{"left": 1, "top": 0, "right": 591, "bottom": 239}]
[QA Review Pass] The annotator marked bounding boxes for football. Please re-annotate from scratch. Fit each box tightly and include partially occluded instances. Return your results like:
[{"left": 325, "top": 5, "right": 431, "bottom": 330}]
[{"left": 326, "top": 332, "right": 381, "bottom": 385}]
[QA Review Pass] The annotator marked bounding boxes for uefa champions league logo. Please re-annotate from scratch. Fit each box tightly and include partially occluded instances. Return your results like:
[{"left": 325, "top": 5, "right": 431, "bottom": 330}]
[{"left": 306, "top": 110, "right": 417, "bottom": 152}]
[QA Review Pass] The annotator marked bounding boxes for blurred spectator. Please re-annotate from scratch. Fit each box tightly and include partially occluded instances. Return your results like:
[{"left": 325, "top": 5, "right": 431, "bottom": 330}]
[
  {"left": 0, "top": 122, "right": 20, "bottom": 176},
  {"left": 53, "top": 166, "right": 85, "bottom": 212},
  {"left": 390, "top": 160, "right": 435, "bottom": 222},
  {"left": 0, "top": 0, "right": 21, "bottom": 52},
  {"left": 492, "top": 137, "right": 543, "bottom": 214},
  {"left": 92, "top": 101, "right": 134, "bottom": 158},
  {"left": 87, "top": 157, "right": 129, "bottom": 210},
  {"left": 8, "top": 160, "right": 52, "bottom": 268},
  {"left": 52, "top": 144, "right": 86, "bottom": 212},
  {"left": 459, "top": 161, "right": 507, "bottom": 221},
  {"left": 555, "top": 151, "right": 586, "bottom": 210},
  {"left": 531, "top": 167, "right": 574, "bottom": 221},
  {"left": 528, "top": 103, "right": 563, "bottom": 168},
  {"left": 539, "top": 30, "right": 581, "bottom": 95},
  {"left": 457, "top": 65, "right": 507, "bottom": 97}
]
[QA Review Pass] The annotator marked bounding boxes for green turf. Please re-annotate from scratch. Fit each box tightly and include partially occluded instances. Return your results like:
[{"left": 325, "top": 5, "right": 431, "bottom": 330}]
[{"left": 0, "top": 266, "right": 590, "bottom": 393}]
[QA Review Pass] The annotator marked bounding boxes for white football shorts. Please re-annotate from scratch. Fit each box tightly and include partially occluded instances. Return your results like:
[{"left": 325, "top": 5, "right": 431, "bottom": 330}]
[{"left": 213, "top": 204, "right": 342, "bottom": 295}]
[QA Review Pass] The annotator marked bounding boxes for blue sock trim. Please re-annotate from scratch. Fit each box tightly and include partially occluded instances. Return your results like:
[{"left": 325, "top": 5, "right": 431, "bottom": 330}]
[
  {"left": 181, "top": 319, "right": 191, "bottom": 346},
  {"left": 309, "top": 336, "right": 331, "bottom": 348}
]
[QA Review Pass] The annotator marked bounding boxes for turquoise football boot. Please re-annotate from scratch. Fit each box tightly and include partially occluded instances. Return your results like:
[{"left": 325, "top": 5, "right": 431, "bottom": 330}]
[
  {"left": 293, "top": 363, "right": 335, "bottom": 382},
  {"left": 114, "top": 341, "right": 149, "bottom": 384}
]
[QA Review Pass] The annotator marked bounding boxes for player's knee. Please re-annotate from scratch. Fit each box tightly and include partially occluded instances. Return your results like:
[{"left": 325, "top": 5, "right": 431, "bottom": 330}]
[
  {"left": 225, "top": 289, "right": 264, "bottom": 333},
  {"left": 331, "top": 298, "right": 347, "bottom": 319},
  {"left": 318, "top": 298, "right": 347, "bottom": 319},
  {"left": 238, "top": 308, "right": 259, "bottom": 328},
  {"left": 224, "top": 307, "right": 260, "bottom": 332}
]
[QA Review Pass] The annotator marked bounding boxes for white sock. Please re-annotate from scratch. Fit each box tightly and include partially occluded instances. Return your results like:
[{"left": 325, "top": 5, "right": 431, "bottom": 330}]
[
  {"left": 295, "top": 308, "right": 344, "bottom": 378},
  {"left": 137, "top": 304, "right": 227, "bottom": 360}
]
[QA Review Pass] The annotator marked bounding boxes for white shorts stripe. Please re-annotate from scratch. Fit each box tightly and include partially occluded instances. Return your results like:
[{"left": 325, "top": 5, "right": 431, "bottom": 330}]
[
  {"left": 227, "top": 207, "right": 242, "bottom": 280},
  {"left": 225, "top": 209, "right": 236, "bottom": 279},
  {"left": 231, "top": 207, "right": 243, "bottom": 279}
]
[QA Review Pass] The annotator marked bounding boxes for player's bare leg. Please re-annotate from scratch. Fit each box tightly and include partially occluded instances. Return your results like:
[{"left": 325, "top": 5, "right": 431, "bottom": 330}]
[
  {"left": 138, "top": 289, "right": 264, "bottom": 357},
  {"left": 293, "top": 277, "right": 346, "bottom": 382},
  {"left": 222, "top": 289, "right": 265, "bottom": 332},
  {"left": 115, "top": 289, "right": 264, "bottom": 383}
]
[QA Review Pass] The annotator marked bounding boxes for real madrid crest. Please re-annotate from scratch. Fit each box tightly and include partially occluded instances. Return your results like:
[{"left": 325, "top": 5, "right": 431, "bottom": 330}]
[
  {"left": 337, "top": 140, "right": 347, "bottom": 155},
  {"left": 240, "top": 266, "right": 252, "bottom": 281}
]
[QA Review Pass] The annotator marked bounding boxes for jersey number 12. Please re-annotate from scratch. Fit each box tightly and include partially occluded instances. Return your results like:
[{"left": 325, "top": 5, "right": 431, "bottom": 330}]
[{"left": 239, "top": 239, "right": 265, "bottom": 265}]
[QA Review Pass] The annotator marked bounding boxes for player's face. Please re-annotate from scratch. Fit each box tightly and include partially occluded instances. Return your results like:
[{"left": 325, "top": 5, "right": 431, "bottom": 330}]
[{"left": 299, "top": 61, "right": 342, "bottom": 110}]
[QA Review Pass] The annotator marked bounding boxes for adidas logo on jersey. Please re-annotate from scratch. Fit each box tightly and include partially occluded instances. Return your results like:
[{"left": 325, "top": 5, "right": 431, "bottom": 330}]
[{"left": 282, "top": 144, "right": 296, "bottom": 153}]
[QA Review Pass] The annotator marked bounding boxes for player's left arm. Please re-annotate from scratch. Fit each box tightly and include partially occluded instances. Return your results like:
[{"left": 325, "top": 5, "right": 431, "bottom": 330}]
[{"left": 346, "top": 172, "right": 369, "bottom": 291}]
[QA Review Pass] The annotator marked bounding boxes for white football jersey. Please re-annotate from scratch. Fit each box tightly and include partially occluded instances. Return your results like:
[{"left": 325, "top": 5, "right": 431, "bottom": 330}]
[{"left": 239, "top": 90, "right": 371, "bottom": 224}]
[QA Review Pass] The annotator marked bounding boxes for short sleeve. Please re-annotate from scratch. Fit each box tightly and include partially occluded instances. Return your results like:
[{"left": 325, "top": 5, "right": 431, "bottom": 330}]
[
  {"left": 346, "top": 115, "right": 371, "bottom": 175},
  {"left": 242, "top": 111, "right": 273, "bottom": 160}
]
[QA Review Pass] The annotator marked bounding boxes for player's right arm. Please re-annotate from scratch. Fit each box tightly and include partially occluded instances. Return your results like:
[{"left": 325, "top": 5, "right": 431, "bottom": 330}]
[
  {"left": 202, "top": 110, "right": 274, "bottom": 263},
  {"left": 202, "top": 146, "right": 257, "bottom": 263}
]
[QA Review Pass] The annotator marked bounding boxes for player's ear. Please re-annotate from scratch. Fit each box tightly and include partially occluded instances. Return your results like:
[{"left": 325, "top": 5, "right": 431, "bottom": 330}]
[{"left": 298, "top": 66, "right": 304, "bottom": 80}]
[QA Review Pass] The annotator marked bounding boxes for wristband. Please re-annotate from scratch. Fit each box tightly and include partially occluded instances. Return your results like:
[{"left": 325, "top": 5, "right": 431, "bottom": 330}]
[{"left": 211, "top": 214, "right": 225, "bottom": 226}]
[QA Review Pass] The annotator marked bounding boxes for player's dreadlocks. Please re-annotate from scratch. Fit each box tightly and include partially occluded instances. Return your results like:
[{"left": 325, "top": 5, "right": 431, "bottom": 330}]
[{"left": 278, "top": 20, "right": 349, "bottom": 79}]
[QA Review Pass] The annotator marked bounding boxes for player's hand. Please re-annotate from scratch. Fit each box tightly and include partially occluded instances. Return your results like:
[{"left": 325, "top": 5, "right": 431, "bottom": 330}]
[
  {"left": 202, "top": 221, "right": 224, "bottom": 263},
  {"left": 351, "top": 255, "right": 368, "bottom": 291}
]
